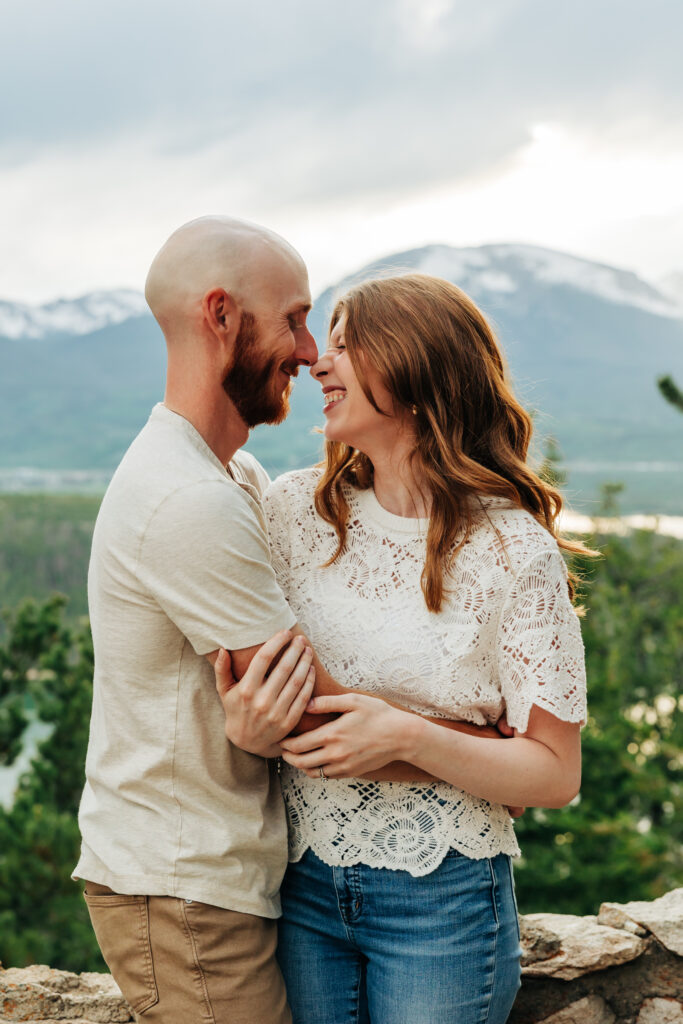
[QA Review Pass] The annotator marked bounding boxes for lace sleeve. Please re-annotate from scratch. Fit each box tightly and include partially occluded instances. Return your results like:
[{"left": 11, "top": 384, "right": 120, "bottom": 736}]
[
  {"left": 496, "top": 549, "right": 587, "bottom": 733},
  {"left": 262, "top": 479, "right": 293, "bottom": 600}
]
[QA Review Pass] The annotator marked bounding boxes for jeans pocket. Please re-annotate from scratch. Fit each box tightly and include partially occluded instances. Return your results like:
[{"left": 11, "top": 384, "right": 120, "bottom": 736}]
[
  {"left": 84, "top": 891, "right": 159, "bottom": 1014},
  {"left": 487, "top": 858, "right": 500, "bottom": 926}
]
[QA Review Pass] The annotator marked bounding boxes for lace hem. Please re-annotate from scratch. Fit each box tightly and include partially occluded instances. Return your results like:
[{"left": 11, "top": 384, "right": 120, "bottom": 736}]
[{"left": 282, "top": 770, "right": 521, "bottom": 876}]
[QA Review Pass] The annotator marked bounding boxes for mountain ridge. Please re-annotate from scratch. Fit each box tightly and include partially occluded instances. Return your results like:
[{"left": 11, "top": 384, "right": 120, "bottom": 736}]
[
  {"left": 2, "top": 243, "right": 681, "bottom": 341},
  {"left": 2, "top": 243, "right": 682, "bottom": 513}
]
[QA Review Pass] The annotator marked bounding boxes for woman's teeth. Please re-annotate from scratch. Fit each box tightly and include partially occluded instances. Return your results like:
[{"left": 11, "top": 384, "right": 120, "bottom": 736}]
[{"left": 323, "top": 391, "right": 346, "bottom": 406}]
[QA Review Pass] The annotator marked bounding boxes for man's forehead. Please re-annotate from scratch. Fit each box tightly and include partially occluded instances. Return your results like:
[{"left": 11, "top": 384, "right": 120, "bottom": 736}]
[{"left": 255, "top": 258, "right": 311, "bottom": 313}]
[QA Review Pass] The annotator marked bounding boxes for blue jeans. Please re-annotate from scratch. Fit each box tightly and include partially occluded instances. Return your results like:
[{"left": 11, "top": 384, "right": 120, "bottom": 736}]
[{"left": 277, "top": 848, "right": 522, "bottom": 1024}]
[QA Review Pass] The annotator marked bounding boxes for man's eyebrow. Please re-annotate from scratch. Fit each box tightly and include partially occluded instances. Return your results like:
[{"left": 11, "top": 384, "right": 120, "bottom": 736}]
[{"left": 287, "top": 302, "right": 312, "bottom": 316}]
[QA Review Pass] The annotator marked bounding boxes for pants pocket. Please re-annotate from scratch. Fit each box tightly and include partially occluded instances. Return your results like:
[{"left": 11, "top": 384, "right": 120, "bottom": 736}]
[{"left": 84, "top": 889, "right": 159, "bottom": 1014}]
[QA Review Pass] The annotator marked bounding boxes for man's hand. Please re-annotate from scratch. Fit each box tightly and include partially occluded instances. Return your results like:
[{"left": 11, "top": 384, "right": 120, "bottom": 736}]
[{"left": 212, "top": 631, "right": 315, "bottom": 757}]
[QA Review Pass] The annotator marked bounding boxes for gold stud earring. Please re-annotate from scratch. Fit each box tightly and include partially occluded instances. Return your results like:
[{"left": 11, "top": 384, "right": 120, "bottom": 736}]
[{"left": 411, "top": 405, "right": 418, "bottom": 416}]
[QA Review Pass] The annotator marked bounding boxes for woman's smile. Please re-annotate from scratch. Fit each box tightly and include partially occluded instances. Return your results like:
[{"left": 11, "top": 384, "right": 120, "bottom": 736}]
[{"left": 322, "top": 387, "right": 347, "bottom": 412}]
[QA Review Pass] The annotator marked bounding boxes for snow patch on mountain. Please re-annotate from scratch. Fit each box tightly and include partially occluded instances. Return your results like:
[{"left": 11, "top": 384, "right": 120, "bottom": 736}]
[
  {"left": 657, "top": 271, "right": 683, "bottom": 307},
  {"left": 382, "top": 243, "right": 683, "bottom": 319},
  {"left": 2, "top": 245, "right": 681, "bottom": 341},
  {"left": 493, "top": 244, "right": 681, "bottom": 318},
  {"left": 0, "top": 290, "right": 148, "bottom": 340}
]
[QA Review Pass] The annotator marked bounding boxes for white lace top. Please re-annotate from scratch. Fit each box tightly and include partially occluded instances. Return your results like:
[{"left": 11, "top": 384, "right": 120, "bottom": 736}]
[{"left": 264, "top": 469, "right": 587, "bottom": 876}]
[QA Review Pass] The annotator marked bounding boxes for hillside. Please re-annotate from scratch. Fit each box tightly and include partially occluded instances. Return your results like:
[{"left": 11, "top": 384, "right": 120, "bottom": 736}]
[{"left": 1, "top": 244, "right": 682, "bottom": 513}]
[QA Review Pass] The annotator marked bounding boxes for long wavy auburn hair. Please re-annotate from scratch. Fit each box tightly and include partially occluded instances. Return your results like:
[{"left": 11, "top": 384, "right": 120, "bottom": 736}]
[{"left": 314, "top": 273, "right": 597, "bottom": 613}]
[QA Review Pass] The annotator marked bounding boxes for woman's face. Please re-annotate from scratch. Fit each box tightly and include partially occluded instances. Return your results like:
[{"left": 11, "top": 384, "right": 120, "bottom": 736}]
[{"left": 309, "top": 312, "right": 401, "bottom": 452}]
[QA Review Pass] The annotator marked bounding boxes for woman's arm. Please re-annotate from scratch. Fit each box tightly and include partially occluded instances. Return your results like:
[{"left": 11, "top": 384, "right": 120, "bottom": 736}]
[
  {"left": 280, "top": 695, "right": 581, "bottom": 808},
  {"left": 224, "top": 632, "right": 514, "bottom": 787}
]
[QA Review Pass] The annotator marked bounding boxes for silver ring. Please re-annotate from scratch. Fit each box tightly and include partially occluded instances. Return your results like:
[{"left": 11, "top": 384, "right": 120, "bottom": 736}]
[{"left": 319, "top": 766, "right": 326, "bottom": 781}]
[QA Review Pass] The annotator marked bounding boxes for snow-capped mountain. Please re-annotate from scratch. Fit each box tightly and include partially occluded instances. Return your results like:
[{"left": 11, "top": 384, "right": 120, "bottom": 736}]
[
  {"left": 1, "top": 245, "right": 680, "bottom": 343},
  {"left": 1, "top": 243, "right": 683, "bottom": 514},
  {"left": 0, "top": 289, "right": 148, "bottom": 340},
  {"left": 658, "top": 271, "right": 683, "bottom": 308},
  {"left": 314, "top": 243, "right": 683, "bottom": 324}
]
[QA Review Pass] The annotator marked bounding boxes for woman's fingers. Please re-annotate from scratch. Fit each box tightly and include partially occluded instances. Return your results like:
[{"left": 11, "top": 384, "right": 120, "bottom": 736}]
[
  {"left": 280, "top": 720, "right": 340, "bottom": 753},
  {"left": 305, "top": 694, "right": 361, "bottom": 715},
  {"left": 214, "top": 649, "right": 235, "bottom": 699},
  {"left": 281, "top": 746, "right": 328, "bottom": 771},
  {"left": 261, "top": 636, "right": 312, "bottom": 701},
  {"left": 281, "top": 666, "right": 317, "bottom": 732},
  {"left": 239, "top": 630, "right": 293, "bottom": 696}
]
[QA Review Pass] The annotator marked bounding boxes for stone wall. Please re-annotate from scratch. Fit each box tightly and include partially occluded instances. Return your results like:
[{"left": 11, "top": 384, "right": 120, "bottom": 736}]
[{"left": 1, "top": 889, "right": 681, "bottom": 1023}]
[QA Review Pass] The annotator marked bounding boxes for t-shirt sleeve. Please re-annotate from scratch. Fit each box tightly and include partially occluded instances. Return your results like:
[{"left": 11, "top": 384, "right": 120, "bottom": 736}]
[
  {"left": 262, "top": 479, "right": 293, "bottom": 600},
  {"left": 496, "top": 548, "right": 587, "bottom": 733},
  {"left": 137, "top": 479, "right": 295, "bottom": 655}
]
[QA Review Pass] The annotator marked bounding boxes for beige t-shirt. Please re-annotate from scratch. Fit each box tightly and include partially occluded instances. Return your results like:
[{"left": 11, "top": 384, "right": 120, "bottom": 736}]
[{"left": 73, "top": 404, "right": 295, "bottom": 917}]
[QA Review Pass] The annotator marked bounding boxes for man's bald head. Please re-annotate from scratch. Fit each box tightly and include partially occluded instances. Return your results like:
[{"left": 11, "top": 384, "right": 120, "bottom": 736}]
[{"left": 144, "top": 216, "right": 308, "bottom": 340}]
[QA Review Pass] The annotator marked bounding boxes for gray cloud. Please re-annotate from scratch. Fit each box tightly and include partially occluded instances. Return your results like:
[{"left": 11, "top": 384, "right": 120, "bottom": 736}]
[{"left": 1, "top": 0, "right": 682, "bottom": 205}]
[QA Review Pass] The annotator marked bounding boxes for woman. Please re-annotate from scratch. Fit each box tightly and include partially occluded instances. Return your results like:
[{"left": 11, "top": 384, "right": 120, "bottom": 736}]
[{"left": 258, "top": 275, "right": 589, "bottom": 1023}]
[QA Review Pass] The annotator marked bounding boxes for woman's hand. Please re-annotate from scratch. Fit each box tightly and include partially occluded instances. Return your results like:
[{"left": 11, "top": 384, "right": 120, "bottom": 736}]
[
  {"left": 279, "top": 693, "right": 410, "bottom": 778},
  {"left": 211, "top": 631, "right": 316, "bottom": 758}
]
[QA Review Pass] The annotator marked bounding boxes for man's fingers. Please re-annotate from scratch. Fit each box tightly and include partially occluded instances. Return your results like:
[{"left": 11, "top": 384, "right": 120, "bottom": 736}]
[
  {"left": 496, "top": 713, "right": 516, "bottom": 738},
  {"left": 507, "top": 806, "right": 526, "bottom": 818}
]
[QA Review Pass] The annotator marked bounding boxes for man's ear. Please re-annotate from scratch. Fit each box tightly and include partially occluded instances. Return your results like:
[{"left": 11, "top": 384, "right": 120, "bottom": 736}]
[{"left": 203, "top": 288, "right": 239, "bottom": 344}]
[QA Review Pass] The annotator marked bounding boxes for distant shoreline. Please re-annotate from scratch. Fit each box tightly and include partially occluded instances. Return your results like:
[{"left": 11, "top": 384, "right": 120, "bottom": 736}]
[{"left": 1, "top": 470, "right": 682, "bottom": 537}]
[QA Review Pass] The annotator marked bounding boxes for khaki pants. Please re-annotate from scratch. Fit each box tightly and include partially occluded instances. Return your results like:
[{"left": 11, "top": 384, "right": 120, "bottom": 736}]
[{"left": 84, "top": 882, "right": 291, "bottom": 1024}]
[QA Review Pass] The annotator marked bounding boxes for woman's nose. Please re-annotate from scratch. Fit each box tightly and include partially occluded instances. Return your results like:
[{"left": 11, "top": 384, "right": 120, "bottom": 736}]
[{"left": 310, "top": 353, "right": 330, "bottom": 379}]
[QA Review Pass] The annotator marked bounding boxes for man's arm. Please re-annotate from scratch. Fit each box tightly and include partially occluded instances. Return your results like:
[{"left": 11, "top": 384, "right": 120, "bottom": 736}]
[
  {"left": 206, "top": 632, "right": 315, "bottom": 757},
  {"left": 221, "top": 627, "right": 514, "bottom": 788},
  {"left": 231, "top": 626, "right": 500, "bottom": 736}
]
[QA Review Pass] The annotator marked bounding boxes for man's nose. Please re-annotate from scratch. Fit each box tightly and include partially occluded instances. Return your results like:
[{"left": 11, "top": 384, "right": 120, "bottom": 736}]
[{"left": 296, "top": 328, "right": 318, "bottom": 367}]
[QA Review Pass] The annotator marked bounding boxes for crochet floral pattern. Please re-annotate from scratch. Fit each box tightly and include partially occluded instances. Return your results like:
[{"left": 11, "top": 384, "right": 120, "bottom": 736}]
[{"left": 265, "top": 469, "right": 586, "bottom": 876}]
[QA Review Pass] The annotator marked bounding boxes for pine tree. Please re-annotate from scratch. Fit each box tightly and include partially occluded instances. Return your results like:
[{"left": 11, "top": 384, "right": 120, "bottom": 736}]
[
  {"left": 0, "top": 597, "right": 103, "bottom": 970},
  {"left": 657, "top": 374, "right": 683, "bottom": 413}
]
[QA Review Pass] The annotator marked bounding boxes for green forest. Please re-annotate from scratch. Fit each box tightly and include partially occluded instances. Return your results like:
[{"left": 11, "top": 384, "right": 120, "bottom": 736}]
[{"left": 0, "top": 496, "right": 681, "bottom": 972}]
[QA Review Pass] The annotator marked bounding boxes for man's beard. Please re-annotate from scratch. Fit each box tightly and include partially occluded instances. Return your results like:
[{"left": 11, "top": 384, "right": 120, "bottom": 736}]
[{"left": 222, "top": 311, "right": 298, "bottom": 428}]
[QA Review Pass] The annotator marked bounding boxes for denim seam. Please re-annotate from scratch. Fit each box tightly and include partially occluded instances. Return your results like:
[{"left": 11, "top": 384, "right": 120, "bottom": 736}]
[
  {"left": 507, "top": 856, "right": 522, "bottom": 943},
  {"left": 479, "top": 858, "right": 500, "bottom": 1023},
  {"left": 352, "top": 956, "right": 362, "bottom": 1024},
  {"left": 348, "top": 865, "right": 363, "bottom": 923},
  {"left": 331, "top": 865, "right": 356, "bottom": 945}
]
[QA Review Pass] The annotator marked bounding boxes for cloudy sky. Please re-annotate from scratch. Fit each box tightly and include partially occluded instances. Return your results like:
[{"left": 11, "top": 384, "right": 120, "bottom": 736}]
[{"left": 2, "top": 0, "right": 682, "bottom": 303}]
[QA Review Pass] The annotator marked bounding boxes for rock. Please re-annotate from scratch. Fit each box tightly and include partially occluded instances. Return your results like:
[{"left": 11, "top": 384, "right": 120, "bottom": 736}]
[
  {"left": 520, "top": 913, "right": 647, "bottom": 980},
  {"left": 596, "top": 903, "right": 648, "bottom": 936},
  {"left": 0, "top": 964, "right": 133, "bottom": 1022},
  {"left": 542, "top": 995, "right": 616, "bottom": 1023},
  {"left": 598, "top": 889, "right": 683, "bottom": 956},
  {"left": 637, "top": 998, "right": 683, "bottom": 1023}
]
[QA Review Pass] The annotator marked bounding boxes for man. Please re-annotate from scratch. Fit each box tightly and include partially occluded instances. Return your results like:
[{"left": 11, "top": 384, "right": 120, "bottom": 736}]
[
  {"left": 75, "top": 216, "right": 515, "bottom": 1024},
  {"left": 74, "top": 216, "right": 322, "bottom": 1024}
]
